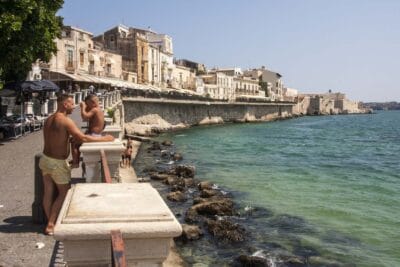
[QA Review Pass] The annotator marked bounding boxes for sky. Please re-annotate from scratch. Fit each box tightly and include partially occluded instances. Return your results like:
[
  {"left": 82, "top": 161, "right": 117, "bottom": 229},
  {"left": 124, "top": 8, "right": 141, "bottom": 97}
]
[{"left": 58, "top": 0, "right": 400, "bottom": 102}]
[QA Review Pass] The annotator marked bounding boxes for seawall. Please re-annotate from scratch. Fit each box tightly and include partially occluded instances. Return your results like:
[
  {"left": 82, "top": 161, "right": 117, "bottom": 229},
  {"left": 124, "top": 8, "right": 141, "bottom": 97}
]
[{"left": 123, "top": 98, "right": 295, "bottom": 126}]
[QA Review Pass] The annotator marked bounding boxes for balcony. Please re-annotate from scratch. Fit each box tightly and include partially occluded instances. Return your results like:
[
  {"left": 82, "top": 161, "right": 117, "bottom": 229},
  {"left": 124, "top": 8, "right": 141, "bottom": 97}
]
[{"left": 65, "top": 65, "right": 75, "bottom": 73}]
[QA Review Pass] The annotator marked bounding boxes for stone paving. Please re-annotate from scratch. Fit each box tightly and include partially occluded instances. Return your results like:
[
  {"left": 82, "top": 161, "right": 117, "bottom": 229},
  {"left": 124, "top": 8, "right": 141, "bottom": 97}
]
[
  {"left": 0, "top": 107, "right": 87, "bottom": 266},
  {"left": 0, "top": 130, "right": 63, "bottom": 266}
]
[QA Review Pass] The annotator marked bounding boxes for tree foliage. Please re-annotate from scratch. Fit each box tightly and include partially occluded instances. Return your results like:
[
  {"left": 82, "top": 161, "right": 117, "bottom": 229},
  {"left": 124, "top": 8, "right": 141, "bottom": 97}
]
[{"left": 0, "top": 0, "right": 64, "bottom": 82}]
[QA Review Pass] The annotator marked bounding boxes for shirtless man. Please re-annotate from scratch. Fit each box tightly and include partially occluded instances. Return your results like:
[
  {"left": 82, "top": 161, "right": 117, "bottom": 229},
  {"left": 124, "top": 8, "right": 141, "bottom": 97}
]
[
  {"left": 39, "top": 94, "right": 114, "bottom": 235},
  {"left": 71, "top": 94, "right": 105, "bottom": 167},
  {"left": 80, "top": 94, "right": 104, "bottom": 136}
]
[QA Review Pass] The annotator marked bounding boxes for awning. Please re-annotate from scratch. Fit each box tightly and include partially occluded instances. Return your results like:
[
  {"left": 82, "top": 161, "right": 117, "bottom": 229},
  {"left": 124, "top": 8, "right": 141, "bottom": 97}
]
[
  {"left": 88, "top": 53, "right": 100, "bottom": 62},
  {"left": 106, "top": 57, "right": 116, "bottom": 64}
]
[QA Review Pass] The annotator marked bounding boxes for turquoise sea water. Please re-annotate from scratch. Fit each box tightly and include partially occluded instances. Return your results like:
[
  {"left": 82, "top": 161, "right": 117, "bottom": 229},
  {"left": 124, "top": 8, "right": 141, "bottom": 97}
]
[{"left": 142, "top": 111, "right": 400, "bottom": 266}]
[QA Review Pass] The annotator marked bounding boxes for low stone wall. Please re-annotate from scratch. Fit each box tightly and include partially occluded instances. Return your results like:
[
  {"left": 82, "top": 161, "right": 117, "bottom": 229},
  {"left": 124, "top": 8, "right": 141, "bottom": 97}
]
[{"left": 123, "top": 98, "right": 294, "bottom": 127}]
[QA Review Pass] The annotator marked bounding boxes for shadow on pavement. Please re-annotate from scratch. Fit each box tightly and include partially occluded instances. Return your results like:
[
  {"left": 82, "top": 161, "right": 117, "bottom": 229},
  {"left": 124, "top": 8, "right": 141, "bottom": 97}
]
[{"left": 0, "top": 216, "right": 43, "bottom": 234}]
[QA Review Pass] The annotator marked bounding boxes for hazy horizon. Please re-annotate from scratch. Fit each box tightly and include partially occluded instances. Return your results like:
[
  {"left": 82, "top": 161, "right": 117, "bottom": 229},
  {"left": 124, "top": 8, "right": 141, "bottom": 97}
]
[{"left": 58, "top": 0, "right": 400, "bottom": 102}]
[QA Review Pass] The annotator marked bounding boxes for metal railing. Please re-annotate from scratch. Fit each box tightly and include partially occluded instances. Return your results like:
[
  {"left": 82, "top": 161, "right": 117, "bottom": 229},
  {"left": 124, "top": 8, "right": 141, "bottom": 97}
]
[
  {"left": 100, "top": 149, "right": 127, "bottom": 267},
  {"left": 100, "top": 149, "right": 112, "bottom": 183}
]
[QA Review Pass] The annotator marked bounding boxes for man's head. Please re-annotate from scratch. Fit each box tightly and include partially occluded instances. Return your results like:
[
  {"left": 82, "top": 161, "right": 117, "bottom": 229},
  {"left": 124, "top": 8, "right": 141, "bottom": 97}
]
[
  {"left": 84, "top": 94, "right": 99, "bottom": 109},
  {"left": 57, "top": 94, "right": 75, "bottom": 114}
]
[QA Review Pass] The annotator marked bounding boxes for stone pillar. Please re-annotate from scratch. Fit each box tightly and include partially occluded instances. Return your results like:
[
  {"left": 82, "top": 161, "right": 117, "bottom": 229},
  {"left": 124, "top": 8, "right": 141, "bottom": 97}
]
[
  {"left": 32, "top": 153, "right": 46, "bottom": 224},
  {"left": 24, "top": 101, "right": 34, "bottom": 114},
  {"left": 82, "top": 89, "right": 88, "bottom": 100},
  {"left": 112, "top": 92, "right": 116, "bottom": 104},
  {"left": 80, "top": 140, "right": 125, "bottom": 183},
  {"left": 54, "top": 183, "right": 182, "bottom": 267},
  {"left": 106, "top": 94, "right": 111, "bottom": 108},
  {"left": 40, "top": 100, "right": 48, "bottom": 116},
  {"left": 1, "top": 96, "right": 16, "bottom": 116},
  {"left": 98, "top": 96, "right": 105, "bottom": 110},
  {"left": 76, "top": 91, "right": 83, "bottom": 104},
  {"left": 48, "top": 97, "right": 57, "bottom": 114}
]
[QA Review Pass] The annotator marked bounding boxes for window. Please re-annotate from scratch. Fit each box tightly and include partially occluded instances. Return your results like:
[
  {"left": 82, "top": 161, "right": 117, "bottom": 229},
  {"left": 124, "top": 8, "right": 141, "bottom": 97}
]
[
  {"left": 80, "top": 52, "right": 84, "bottom": 66},
  {"left": 67, "top": 49, "right": 73, "bottom": 68}
]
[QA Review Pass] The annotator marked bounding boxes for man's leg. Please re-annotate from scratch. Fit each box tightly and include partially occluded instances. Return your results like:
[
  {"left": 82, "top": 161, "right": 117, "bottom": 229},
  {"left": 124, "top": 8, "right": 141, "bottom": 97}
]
[
  {"left": 70, "top": 140, "right": 80, "bottom": 169},
  {"left": 42, "top": 174, "right": 55, "bottom": 222},
  {"left": 45, "top": 183, "right": 70, "bottom": 235}
]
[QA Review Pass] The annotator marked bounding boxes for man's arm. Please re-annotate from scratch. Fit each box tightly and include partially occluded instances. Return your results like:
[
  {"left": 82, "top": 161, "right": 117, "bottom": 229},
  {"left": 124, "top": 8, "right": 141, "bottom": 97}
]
[
  {"left": 80, "top": 102, "right": 96, "bottom": 121},
  {"left": 65, "top": 117, "right": 114, "bottom": 143}
]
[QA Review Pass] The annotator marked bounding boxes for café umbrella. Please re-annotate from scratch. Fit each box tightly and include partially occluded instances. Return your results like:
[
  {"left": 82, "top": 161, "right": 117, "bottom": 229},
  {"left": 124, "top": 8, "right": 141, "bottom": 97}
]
[{"left": 2, "top": 80, "right": 60, "bottom": 134}]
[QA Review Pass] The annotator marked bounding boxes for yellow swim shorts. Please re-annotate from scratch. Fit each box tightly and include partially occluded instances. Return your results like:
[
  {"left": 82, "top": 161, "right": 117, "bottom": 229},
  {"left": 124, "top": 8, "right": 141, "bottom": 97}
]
[{"left": 39, "top": 154, "right": 71, "bottom": 185}]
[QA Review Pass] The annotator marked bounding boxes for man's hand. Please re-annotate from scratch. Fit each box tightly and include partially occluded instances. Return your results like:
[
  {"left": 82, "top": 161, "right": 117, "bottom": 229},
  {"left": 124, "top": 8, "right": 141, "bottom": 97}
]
[
  {"left": 104, "top": 135, "right": 115, "bottom": 142},
  {"left": 80, "top": 101, "right": 86, "bottom": 109}
]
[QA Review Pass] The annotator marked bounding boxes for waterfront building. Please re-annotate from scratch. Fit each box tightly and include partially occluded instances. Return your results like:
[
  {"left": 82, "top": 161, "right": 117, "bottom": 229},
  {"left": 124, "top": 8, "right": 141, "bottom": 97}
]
[
  {"left": 295, "top": 92, "right": 361, "bottom": 115},
  {"left": 174, "top": 59, "right": 206, "bottom": 75},
  {"left": 93, "top": 25, "right": 147, "bottom": 84},
  {"left": 209, "top": 67, "right": 261, "bottom": 100},
  {"left": 41, "top": 26, "right": 125, "bottom": 88},
  {"left": 200, "top": 72, "right": 234, "bottom": 100},
  {"left": 283, "top": 87, "right": 298, "bottom": 102},
  {"left": 233, "top": 76, "right": 260, "bottom": 99},
  {"left": 170, "top": 64, "right": 196, "bottom": 91},
  {"left": 244, "top": 66, "right": 284, "bottom": 101},
  {"left": 93, "top": 25, "right": 174, "bottom": 87}
]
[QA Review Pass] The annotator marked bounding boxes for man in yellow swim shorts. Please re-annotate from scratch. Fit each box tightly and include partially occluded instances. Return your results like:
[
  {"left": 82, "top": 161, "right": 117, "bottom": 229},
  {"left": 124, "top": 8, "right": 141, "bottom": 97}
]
[{"left": 39, "top": 94, "right": 114, "bottom": 235}]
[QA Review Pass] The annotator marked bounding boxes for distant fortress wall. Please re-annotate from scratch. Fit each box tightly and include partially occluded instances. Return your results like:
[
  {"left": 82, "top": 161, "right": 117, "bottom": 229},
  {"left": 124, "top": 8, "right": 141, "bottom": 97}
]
[{"left": 123, "top": 98, "right": 295, "bottom": 125}]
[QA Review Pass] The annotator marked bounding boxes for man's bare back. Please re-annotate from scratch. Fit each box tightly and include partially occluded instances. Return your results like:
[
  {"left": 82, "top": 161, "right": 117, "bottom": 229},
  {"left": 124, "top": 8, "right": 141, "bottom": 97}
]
[
  {"left": 43, "top": 113, "right": 71, "bottom": 160},
  {"left": 81, "top": 95, "right": 104, "bottom": 135},
  {"left": 87, "top": 106, "right": 104, "bottom": 134}
]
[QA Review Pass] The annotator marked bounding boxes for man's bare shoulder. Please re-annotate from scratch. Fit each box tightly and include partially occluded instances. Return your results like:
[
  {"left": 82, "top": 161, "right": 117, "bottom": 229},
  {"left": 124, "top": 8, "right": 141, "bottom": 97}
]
[{"left": 93, "top": 107, "right": 104, "bottom": 116}]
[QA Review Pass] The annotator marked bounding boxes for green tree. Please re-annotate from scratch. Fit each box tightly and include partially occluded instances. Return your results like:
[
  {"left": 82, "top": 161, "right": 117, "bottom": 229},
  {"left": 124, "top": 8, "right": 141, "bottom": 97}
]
[{"left": 0, "top": 0, "right": 64, "bottom": 83}]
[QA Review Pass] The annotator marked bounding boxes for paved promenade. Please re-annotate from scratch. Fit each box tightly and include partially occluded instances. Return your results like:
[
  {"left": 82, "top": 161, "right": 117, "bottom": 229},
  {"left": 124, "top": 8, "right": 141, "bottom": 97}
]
[
  {"left": 0, "top": 130, "right": 62, "bottom": 266},
  {"left": 0, "top": 106, "right": 87, "bottom": 266}
]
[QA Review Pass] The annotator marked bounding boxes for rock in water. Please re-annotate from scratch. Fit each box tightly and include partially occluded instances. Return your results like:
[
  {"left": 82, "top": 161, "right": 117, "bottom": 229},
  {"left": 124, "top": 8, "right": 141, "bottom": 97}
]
[
  {"left": 174, "top": 165, "right": 196, "bottom": 178},
  {"left": 192, "top": 198, "right": 234, "bottom": 216},
  {"left": 200, "top": 189, "right": 221, "bottom": 198},
  {"left": 198, "top": 181, "right": 213, "bottom": 190},
  {"left": 206, "top": 219, "right": 246, "bottom": 242},
  {"left": 162, "top": 140, "right": 173, "bottom": 146},
  {"left": 236, "top": 255, "right": 271, "bottom": 267},
  {"left": 180, "top": 224, "right": 203, "bottom": 241},
  {"left": 172, "top": 152, "right": 183, "bottom": 161},
  {"left": 167, "top": 191, "right": 187, "bottom": 202},
  {"left": 150, "top": 173, "right": 169, "bottom": 181}
]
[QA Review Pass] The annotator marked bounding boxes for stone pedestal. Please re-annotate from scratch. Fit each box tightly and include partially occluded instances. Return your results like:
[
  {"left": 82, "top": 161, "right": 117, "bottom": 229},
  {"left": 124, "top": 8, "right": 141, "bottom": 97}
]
[
  {"left": 99, "top": 96, "right": 105, "bottom": 110},
  {"left": 24, "top": 101, "right": 34, "bottom": 114},
  {"left": 1, "top": 96, "right": 16, "bottom": 116},
  {"left": 40, "top": 100, "right": 48, "bottom": 116},
  {"left": 32, "top": 153, "right": 46, "bottom": 224},
  {"left": 48, "top": 97, "right": 57, "bottom": 114},
  {"left": 54, "top": 183, "right": 182, "bottom": 267},
  {"left": 105, "top": 94, "right": 111, "bottom": 109},
  {"left": 103, "top": 125, "right": 123, "bottom": 140},
  {"left": 75, "top": 92, "right": 82, "bottom": 104},
  {"left": 80, "top": 140, "right": 125, "bottom": 183}
]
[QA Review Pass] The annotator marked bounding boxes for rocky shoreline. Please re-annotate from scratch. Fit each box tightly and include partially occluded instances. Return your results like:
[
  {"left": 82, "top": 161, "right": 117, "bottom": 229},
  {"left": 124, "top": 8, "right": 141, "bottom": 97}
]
[{"left": 133, "top": 137, "right": 351, "bottom": 267}]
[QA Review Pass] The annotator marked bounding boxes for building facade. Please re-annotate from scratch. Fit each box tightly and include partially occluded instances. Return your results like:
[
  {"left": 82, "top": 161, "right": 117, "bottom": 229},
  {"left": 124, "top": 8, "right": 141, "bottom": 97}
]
[{"left": 42, "top": 26, "right": 123, "bottom": 85}]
